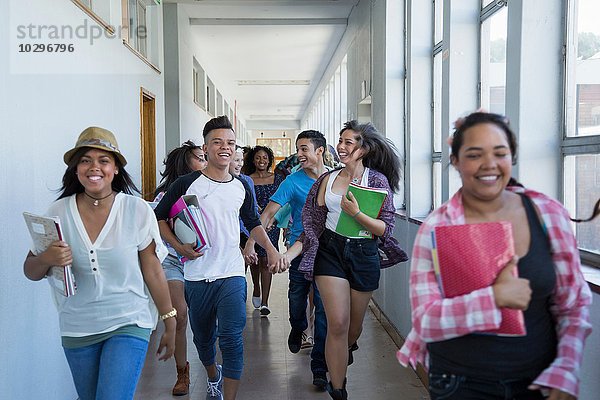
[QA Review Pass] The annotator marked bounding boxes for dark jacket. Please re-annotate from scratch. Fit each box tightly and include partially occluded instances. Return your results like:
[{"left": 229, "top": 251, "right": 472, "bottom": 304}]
[{"left": 298, "top": 168, "right": 408, "bottom": 280}]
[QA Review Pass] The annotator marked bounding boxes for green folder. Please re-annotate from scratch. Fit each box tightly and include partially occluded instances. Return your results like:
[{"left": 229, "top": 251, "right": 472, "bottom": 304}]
[{"left": 335, "top": 183, "right": 388, "bottom": 238}]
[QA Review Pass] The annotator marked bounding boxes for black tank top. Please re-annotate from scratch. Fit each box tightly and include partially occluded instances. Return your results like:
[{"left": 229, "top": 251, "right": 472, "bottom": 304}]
[{"left": 427, "top": 194, "right": 558, "bottom": 380}]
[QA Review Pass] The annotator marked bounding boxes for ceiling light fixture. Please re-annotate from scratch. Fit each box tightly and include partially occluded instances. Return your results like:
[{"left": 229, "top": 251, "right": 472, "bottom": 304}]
[
  {"left": 237, "top": 80, "right": 310, "bottom": 86},
  {"left": 249, "top": 115, "right": 296, "bottom": 120}
]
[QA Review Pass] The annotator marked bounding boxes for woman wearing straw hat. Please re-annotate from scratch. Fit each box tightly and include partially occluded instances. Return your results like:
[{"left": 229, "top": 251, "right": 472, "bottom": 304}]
[{"left": 24, "top": 126, "right": 176, "bottom": 400}]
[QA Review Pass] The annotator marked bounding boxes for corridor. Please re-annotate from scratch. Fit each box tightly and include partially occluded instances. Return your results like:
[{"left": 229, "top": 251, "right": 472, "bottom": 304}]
[{"left": 135, "top": 271, "right": 429, "bottom": 400}]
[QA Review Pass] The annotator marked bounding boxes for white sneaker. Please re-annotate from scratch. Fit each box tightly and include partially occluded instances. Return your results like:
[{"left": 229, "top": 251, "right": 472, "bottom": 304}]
[
  {"left": 252, "top": 296, "right": 261, "bottom": 309},
  {"left": 206, "top": 364, "right": 223, "bottom": 399},
  {"left": 301, "top": 332, "right": 314, "bottom": 349}
]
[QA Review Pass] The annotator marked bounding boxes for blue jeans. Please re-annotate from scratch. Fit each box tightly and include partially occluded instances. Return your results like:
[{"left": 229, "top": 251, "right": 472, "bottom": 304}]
[
  {"left": 428, "top": 371, "right": 545, "bottom": 400},
  {"left": 288, "top": 256, "right": 327, "bottom": 374},
  {"left": 185, "top": 276, "right": 247, "bottom": 380},
  {"left": 63, "top": 335, "right": 148, "bottom": 400}
]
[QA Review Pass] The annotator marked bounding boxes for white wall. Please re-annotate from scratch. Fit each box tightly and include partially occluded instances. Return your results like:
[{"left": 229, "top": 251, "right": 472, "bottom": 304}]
[
  {"left": 176, "top": 5, "right": 245, "bottom": 147},
  {"left": 1, "top": 1, "right": 165, "bottom": 398}
]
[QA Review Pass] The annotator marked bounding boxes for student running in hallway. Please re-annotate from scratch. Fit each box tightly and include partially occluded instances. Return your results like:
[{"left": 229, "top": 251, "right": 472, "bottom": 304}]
[{"left": 154, "top": 116, "right": 286, "bottom": 400}]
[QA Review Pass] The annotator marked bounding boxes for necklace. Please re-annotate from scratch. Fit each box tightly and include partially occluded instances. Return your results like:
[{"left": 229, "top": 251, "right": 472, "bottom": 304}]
[
  {"left": 342, "top": 169, "right": 364, "bottom": 185},
  {"left": 200, "top": 173, "right": 230, "bottom": 199},
  {"left": 83, "top": 191, "right": 114, "bottom": 206}
]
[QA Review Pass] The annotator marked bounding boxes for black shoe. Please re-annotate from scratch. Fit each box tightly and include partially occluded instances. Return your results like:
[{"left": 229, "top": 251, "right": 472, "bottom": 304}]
[
  {"left": 325, "top": 380, "right": 348, "bottom": 400},
  {"left": 312, "top": 372, "right": 327, "bottom": 391},
  {"left": 287, "top": 329, "right": 303, "bottom": 353},
  {"left": 347, "top": 342, "right": 359, "bottom": 366},
  {"left": 259, "top": 305, "right": 271, "bottom": 317}
]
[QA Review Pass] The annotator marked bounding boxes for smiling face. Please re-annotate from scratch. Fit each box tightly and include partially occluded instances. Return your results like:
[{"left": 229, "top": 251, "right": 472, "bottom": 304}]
[
  {"left": 76, "top": 148, "right": 117, "bottom": 196},
  {"left": 229, "top": 149, "right": 244, "bottom": 176},
  {"left": 451, "top": 122, "right": 513, "bottom": 202},
  {"left": 336, "top": 129, "right": 365, "bottom": 165},
  {"left": 253, "top": 149, "right": 270, "bottom": 172},
  {"left": 296, "top": 138, "right": 323, "bottom": 170},
  {"left": 203, "top": 128, "right": 236, "bottom": 169}
]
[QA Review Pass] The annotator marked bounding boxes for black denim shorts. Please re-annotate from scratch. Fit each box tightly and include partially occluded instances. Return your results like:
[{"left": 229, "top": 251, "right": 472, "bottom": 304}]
[{"left": 313, "top": 229, "right": 380, "bottom": 292}]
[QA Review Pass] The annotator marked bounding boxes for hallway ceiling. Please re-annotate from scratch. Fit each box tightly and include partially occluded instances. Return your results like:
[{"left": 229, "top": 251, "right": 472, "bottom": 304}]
[{"left": 165, "top": 0, "right": 358, "bottom": 129}]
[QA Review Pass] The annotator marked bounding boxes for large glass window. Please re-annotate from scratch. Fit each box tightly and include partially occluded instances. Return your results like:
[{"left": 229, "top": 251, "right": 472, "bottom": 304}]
[
  {"left": 480, "top": 3, "right": 507, "bottom": 114},
  {"left": 566, "top": 0, "right": 600, "bottom": 137},
  {"left": 432, "top": 1, "right": 443, "bottom": 209},
  {"left": 564, "top": 0, "right": 600, "bottom": 262},
  {"left": 564, "top": 154, "right": 600, "bottom": 255}
]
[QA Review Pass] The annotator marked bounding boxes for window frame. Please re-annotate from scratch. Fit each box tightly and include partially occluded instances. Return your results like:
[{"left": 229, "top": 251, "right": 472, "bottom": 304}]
[
  {"left": 479, "top": 0, "right": 508, "bottom": 114},
  {"left": 431, "top": 0, "right": 443, "bottom": 212},
  {"left": 71, "top": 0, "right": 115, "bottom": 35},
  {"left": 121, "top": 0, "right": 160, "bottom": 73},
  {"left": 561, "top": 0, "right": 600, "bottom": 267}
]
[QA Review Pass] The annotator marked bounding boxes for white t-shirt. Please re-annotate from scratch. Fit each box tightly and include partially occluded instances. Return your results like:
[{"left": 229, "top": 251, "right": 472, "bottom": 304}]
[
  {"left": 154, "top": 171, "right": 261, "bottom": 282},
  {"left": 40, "top": 193, "right": 168, "bottom": 337}
]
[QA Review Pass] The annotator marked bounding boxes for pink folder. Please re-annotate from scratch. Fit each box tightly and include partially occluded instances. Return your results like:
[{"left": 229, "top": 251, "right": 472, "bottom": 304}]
[{"left": 432, "top": 222, "right": 526, "bottom": 336}]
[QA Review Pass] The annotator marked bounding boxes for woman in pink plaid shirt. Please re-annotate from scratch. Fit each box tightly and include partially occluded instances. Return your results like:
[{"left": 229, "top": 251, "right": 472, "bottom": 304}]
[{"left": 397, "top": 112, "right": 592, "bottom": 400}]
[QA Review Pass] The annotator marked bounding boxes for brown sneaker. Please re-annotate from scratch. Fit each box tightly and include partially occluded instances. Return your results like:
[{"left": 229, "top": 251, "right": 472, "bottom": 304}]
[{"left": 172, "top": 361, "right": 190, "bottom": 396}]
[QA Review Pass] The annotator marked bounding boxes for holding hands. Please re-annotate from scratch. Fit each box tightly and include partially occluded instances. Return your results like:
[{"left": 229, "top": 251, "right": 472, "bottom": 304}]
[
  {"left": 243, "top": 240, "right": 259, "bottom": 265},
  {"left": 266, "top": 249, "right": 289, "bottom": 274}
]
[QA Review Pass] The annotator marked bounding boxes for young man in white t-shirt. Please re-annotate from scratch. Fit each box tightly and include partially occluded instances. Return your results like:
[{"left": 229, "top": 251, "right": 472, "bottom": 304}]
[{"left": 155, "top": 116, "right": 285, "bottom": 400}]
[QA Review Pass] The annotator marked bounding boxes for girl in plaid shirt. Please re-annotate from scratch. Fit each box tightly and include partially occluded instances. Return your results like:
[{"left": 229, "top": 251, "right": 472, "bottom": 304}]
[{"left": 397, "top": 112, "right": 592, "bottom": 400}]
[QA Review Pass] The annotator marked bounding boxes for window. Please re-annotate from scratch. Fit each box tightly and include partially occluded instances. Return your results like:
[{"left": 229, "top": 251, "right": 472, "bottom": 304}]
[
  {"left": 217, "top": 91, "right": 223, "bottom": 116},
  {"left": 206, "top": 77, "right": 216, "bottom": 116},
  {"left": 193, "top": 58, "right": 206, "bottom": 110},
  {"left": 340, "top": 56, "right": 348, "bottom": 125},
  {"left": 563, "top": 0, "right": 600, "bottom": 263},
  {"left": 122, "top": 0, "right": 159, "bottom": 67},
  {"left": 302, "top": 56, "right": 348, "bottom": 145},
  {"left": 480, "top": 2, "right": 507, "bottom": 114},
  {"left": 432, "top": 0, "right": 443, "bottom": 210},
  {"left": 565, "top": 0, "right": 600, "bottom": 138}
]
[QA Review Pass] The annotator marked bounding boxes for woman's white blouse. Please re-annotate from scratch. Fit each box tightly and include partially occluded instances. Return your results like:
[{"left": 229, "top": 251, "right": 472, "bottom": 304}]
[{"left": 41, "top": 193, "right": 168, "bottom": 337}]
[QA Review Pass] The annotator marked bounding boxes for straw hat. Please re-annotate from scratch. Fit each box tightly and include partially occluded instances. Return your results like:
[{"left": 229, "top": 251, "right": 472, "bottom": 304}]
[{"left": 63, "top": 126, "right": 127, "bottom": 166}]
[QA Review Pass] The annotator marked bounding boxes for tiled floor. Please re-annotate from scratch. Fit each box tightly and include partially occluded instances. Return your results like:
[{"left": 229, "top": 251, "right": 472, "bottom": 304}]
[{"left": 135, "top": 271, "right": 429, "bottom": 400}]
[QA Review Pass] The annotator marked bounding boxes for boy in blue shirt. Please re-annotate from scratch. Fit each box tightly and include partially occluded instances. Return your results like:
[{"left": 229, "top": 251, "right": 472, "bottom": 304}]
[{"left": 244, "top": 130, "right": 330, "bottom": 390}]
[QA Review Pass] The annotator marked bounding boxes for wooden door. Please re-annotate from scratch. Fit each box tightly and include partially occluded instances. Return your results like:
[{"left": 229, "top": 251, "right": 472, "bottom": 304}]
[{"left": 140, "top": 88, "right": 156, "bottom": 201}]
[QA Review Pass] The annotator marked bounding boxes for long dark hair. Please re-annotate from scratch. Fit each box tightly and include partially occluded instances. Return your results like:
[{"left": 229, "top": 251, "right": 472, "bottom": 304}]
[
  {"left": 58, "top": 147, "right": 138, "bottom": 199},
  {"left": 155, "top": 140, "right": 201, "bottom": 196},
  {"left": 340, "top": 120, "right": 402, "bottom": 192},
  {"left": 242, "top": 145, "right": 275, "bottom": 175}
]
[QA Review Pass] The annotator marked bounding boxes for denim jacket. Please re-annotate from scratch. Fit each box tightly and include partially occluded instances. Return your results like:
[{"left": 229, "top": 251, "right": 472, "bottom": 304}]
[{"left": 298, "top": 168, "right": 408, "bottom": 280}]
